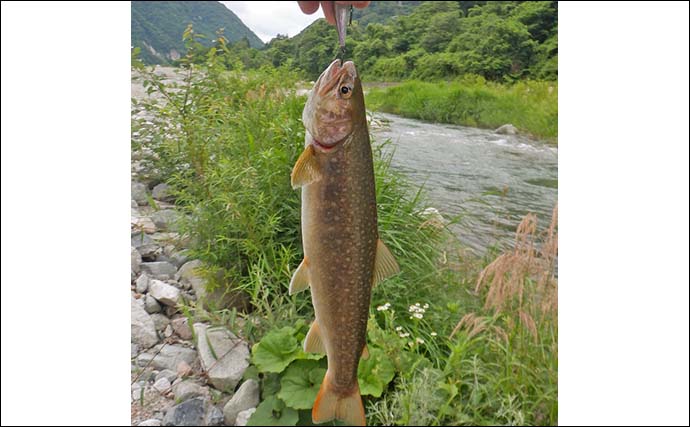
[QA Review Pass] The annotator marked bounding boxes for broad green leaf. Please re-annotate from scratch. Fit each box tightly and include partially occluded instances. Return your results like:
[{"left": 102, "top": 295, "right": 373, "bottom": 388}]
[
  {"left": 357, "top": 347, "right": 396, "bottom": 397},
  {"left": 261, "top": 372, "right": 282, "bottom": 399},
  {"left": 251, "top": 327, "right": 300, "bottom": 373},
  {"left": 277, "top": 360, "right": 326, "bottom": 410},
  {"left": 247, "top": 396, "right": 299, "bottom": 426}
]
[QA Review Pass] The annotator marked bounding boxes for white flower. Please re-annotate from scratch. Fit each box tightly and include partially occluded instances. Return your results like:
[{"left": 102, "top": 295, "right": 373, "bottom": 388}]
[
  {"left": 413, "top": 313, "right": 423, "bottom": 319},
  {"left": 399, "top": 332, "right": 410, "bottom": 338},
  {"left": 423, "top": 303, "right": 429, "bottom": 309},
  {"left": 408, "top": 341, "right": 415, "bottom": 347},
  {"left": 395, "top": 326, "right": 403, "bottom": 331},
  {"left": 430, "top": 332, "right": 438, "bottom": 337},
  {"left": 416, "top": 338, "right": 425, "bottom": 344},
  {"left": 376, "top": 304, "right": 388, "bottom": 311},
  {"left": 415, "top": 303, "right": 421, "bottom": 307}
]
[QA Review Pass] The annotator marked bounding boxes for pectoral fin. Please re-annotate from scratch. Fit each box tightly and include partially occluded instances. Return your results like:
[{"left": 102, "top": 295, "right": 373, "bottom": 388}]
[
  {"left": 291, "top": 145, "right": 321, "bottom": 188},
  {"left": 373, "top": 239, "right": 400, "bottom": 286},
  {"left": 304, "top": 321, "right": 326, "bottom": 354},
  {"left": 289, "top": 258, "right": 310, "bottom": 295}
]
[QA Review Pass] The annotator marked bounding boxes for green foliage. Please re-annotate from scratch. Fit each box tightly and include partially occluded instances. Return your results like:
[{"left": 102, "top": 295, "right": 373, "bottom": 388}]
[
  {"left": 367, "top": 78, "right": 558, "bottom": 140},
  {"left": 248, "top": 396, "right": 299, "bottom": 426},
  {"left": 278, "top": 360, "right": 326, "bottom": 409},
  {"left": 357, "top": 347, "right": 396, "bottom": 398},
  {"left": 132, "top": 0, "right": 264, "bottom": 64}
]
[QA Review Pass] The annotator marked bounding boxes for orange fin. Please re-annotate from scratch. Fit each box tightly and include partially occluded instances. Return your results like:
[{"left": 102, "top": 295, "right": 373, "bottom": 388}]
[
  {"left": 373, "top": 239, "right": 400, "bottom": 287},
  {"left": 304, "top": 321, "right": 326, "bottom": 354},
  {"left": 291, "top": 145, "right": 321, "bottom": 188},
  {"left": 312, "top": 371, "right": 366, "bottom": 426},
  {"left": 361, "top": 344, "right": 370, "bottom": 360},
  {"left": 289, "top": 257, "right": 310, "bottom": 295}
]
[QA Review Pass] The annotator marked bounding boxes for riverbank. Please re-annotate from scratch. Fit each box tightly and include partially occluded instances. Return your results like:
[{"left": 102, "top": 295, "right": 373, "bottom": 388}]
[{"left": 366, "top": 78, "right": 558, "bottom": 142}]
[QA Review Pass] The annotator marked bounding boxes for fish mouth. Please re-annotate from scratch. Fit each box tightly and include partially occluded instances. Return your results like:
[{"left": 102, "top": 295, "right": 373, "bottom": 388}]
[{"left": 310, "top": 133, "right": 348, "bottom": 153}]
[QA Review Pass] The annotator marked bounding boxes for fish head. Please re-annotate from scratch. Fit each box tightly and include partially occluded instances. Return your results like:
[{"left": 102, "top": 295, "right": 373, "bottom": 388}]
[{"left": 303, "top": 59, "right": 364, "bottom": 152}]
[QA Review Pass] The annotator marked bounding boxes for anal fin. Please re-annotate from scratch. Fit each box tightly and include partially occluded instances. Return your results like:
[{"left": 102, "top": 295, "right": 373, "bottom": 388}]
[{"left": 304, "top": 321, "right": 326, "bottom": 354}]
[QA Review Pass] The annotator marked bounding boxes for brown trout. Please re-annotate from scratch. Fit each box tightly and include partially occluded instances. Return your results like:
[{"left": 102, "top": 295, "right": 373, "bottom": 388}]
[{"left": 289, "top": 59, "right": 399, "bottom": 426}]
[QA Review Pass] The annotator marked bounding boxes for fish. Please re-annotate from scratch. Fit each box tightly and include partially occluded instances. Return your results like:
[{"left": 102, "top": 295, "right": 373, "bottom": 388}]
[{"left": 289, "top": 59, "right": 400, "bottom": 426}]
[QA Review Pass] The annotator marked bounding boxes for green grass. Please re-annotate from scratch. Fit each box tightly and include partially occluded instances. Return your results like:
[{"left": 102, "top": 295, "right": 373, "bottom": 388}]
[
  {"left": 366, "top": 76, "right": 558, "bottom": 142},
  {"left": 132, "top": 38, "right": 557, "bottom": 425}
]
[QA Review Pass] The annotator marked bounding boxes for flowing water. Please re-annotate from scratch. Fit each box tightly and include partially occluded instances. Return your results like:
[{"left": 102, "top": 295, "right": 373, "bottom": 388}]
[{"left": 371, "top": 112, "right": 558, "bottom": 255}]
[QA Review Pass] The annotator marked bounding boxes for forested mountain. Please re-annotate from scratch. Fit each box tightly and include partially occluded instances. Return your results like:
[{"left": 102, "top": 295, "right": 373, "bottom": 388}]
[{"left": 132, "top": 1, "right": 263, "bottom": 64}]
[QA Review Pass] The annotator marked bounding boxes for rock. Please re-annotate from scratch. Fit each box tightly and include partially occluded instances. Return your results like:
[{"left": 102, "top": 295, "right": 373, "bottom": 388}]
[
  {"left": 419, "top": 207, "right": 446, "bottom": 229},
  {"left": 148, "top": 279, "right": 180, "bottom": 306},
  {"left": 132, "top": 383, "right": 144, "bottom": 401},
  {"left": 235, "top": 408, "right": 256, "bottom": 426},
  {"left": 132, "top": 215, "right": 157, "bottom": 234},
  {"left": 153, "top": 377, "right": 172, "bottom": 394},
  {"left": 206, "top": 405, "right": 224, "bottom": 426},
  {"left": 141, "top": 262, "right": 177, "bottom": 281},
  {"left": 132, "top": 233, "right": 161, "bottom": 259},
  {"left": 151, "top": 209, "right": 179, "bottom": 231},
  {"left": 145, "top": 294, "right": 162, "bottom": 314},
  {"left": 223, "top": 380, "right": 260, "bottom": 425},
  {"left": 170, "top": 251, "right": 190, "bottom": 269},
  {"left": 136, "top": 344, "right": 197, "bottom": 371},
  {"left": 164, "top": 325, "right": 173, "bottom": 338},
  {"left": 162, "top": 397, "right": 219, "bottom": 426},
  {"left": 156, "top": 369, "right": 177, "bottom": 383},
  {"left": 132, "top": 182, "right": 148, "bottom": 205},
  {"left": 136, "top": 273, "right": 150, "bottom": 293},
  {"left": 165, "top": 305, "right": 179, "bottom": 317},
  {"left": 150, "top": 313, "right": 170, "bottom": 332},
  {"left": 175, "top": 260, "right": 205, "bottom": 296},
  {"left": 177, "top": 260, "right": 249, "bottom": 311},
  {"left": 194, "top": 323, "right": 250, "bottom": 392},
  {"left": 172, "top": 380, "right": 206, "bottom": 402},
  {"left": 131, "top": 296, "right": 158, "bottom": 349},
  {"left": 495, "top": 123, "right": 518, "bottom": 135},
  {"left": 171, "top": 317, "right": 193, "bottom": 340},
  {"left": 132, "top": 199, "right": 138, "bottom": 209},
  {"left": 177, "top": 361, "right": 193, "bottom": 378},
  {"left": 131, "top": 343, "right": 140, "bottom": 358},
  {"left": 152, "top": 183, "right": 173, "bottom": 201},
  {"left": 138, "top": 420, "right": 162, "bottom": 427},
  {"left": 132, "top": 247, "right": 142, "bottom": 277}
]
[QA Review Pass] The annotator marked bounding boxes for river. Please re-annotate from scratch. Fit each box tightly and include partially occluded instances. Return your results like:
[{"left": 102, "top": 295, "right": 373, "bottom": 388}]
[{"left": 370, "top": 112, "right": 558, "bottom": 255}]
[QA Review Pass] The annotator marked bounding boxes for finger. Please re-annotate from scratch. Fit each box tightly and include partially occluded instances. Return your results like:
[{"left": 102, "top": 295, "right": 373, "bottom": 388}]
[
  {"left": 336, "top": 1, "right": 370, "bottom": 9},
  {"left": 297, "top": 1, "right": 320, "bottom": 14},
  {"left": 321, "top": 1, "right": 336, "bottom": 25}
]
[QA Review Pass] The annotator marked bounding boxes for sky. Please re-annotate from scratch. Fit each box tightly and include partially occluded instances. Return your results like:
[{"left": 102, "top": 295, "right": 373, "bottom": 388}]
[{"left": 221, "top": 1, "right": 323, "bottom": 43}]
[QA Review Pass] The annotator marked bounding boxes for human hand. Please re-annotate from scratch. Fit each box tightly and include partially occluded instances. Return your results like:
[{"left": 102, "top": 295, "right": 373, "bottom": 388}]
[{"left": 297, "top": 1, "right": 371, "bottom": 25}]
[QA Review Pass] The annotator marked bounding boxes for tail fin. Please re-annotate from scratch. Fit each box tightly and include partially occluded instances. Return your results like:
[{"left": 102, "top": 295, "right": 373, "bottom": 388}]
[{"left": 312, "top": 371, "right": 365, "bottom": 426}]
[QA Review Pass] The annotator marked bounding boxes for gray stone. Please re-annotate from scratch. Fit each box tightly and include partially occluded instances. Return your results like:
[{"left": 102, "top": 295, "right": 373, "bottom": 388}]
[
  {"left": 152, "top": 183, "right": 173, "bottom": 201},
  {"left": 150, "top": 314, "right": 169, "bottom": 333},
  {"left": 138, "top": 420, "right": 162, "bottom": 427},
  {"left": 132, "top": 343, "right": 140, "bottom": 358},
  {"left": 206, "top": 405, "right": 224, "bottom": 426},
  {"left": 495, "top": 123, "right": 518, "bottom": 135},
  {"left": 145, "top": 294, "right": 162, "bottom": 314},
  {"left": 132, "top": 199, "right": 138, "bottom": 208},
  {"left": 223, "top": 380, "right": 260, "bottom": 425},
  {"left": 172, "top": 380, "right": 206, "bottom": 402},
  {"left": 170, "top": 251, "right": 191, "bottom": 269},
  {"left": 235, "top": 408, "right": 256, "bottom": 426},
  {"left": 151, "top": 209, "right": 179, "bottom": 231},
  {"left": 164, "top": 325, "right": 173, "bottom": 338},
  {"left": 131, "top": 296, "right": 158, "bottom": 349},
  {"left": 153, "top": 377, "right": 172, "bottom": 394},
  {"left": 141, "top": 262, "right": 177, "bottom": 280},
  {"left": 176, "top": 260, "right": 206, "bottom": 297},
  {"left": 148, "top": 279, "right": 180, "bottom": 306},
  {"left": 163, "top": 397, "right": 220, "bottom": 426},
  {"left": 165, "top": 305, "right": 179, "bottom": 317},
  {"left": 137, "top": 344, "right": 197, "bottom": 371},
  {"left": 132, "top": 182, "right": 148, "bottom": 205},
  {"left": 171, "top": 317, "right": 193, "bottom": 340},
  {"left": 194, "top": 323, "right": 250, "bottom": 392},
  {"left": 132, "top": 233, "right": 161, "bottom": 259},
  {"left": 136, "top": 273, "right": 150, "bottom": 294},
  {"left": 132, "top": 247, "right": 142, "bottom": 276},
  {"left": 176, "top": 361, "right": 193, "bottom": 378},
  {"left": 156, "top": 369, "right": 177, "bottom": 383}
]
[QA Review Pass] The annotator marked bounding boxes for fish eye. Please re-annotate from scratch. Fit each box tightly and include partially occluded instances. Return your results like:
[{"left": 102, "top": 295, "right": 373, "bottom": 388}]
[{"left": 340, "top": 85, "right": 352, "bottom": 98}]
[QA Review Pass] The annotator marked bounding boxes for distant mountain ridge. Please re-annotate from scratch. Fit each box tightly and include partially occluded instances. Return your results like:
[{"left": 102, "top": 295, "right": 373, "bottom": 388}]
[{"left": 132, "top": 1, "right": 263, "bottom": 64}]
